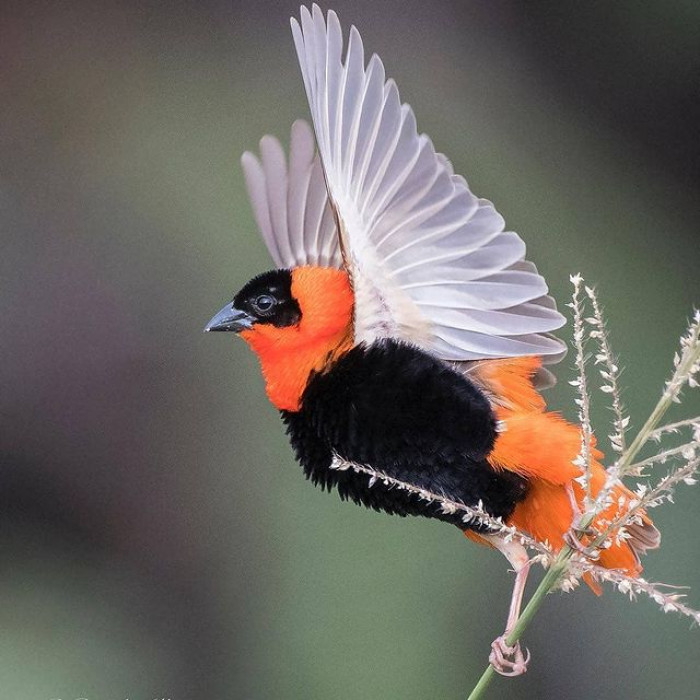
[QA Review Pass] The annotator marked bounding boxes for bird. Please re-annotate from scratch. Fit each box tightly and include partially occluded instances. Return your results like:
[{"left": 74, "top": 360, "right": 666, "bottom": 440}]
[{"left": 205, "top": 5, "right": 659, "bottom": 676}]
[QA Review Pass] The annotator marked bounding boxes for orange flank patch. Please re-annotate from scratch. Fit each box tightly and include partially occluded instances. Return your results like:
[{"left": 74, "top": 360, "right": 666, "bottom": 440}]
[
  {"left": 241, "top": 266, "right": 354, "bottom": 412},
  {"left": 473, "top": 356, "right": 646, "bottom": 583},
  {"left": 472, "top": 356, "right": 546, "bottom": 412},
  {"left": 488, "top": 410, "right": 588, "bottom": 485}
]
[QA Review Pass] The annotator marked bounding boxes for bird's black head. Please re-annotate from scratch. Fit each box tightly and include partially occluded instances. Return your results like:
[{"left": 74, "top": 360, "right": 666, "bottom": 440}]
[{"left": 204, "top": 269, "right": 301, "bottom": 333}]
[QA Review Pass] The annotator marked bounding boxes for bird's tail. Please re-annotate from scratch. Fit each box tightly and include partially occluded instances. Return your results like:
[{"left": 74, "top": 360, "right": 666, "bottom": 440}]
[
  {"left": 507, "top": 470, "right": 659, "bottom": 584},
  {"left": 470, "top": 356, "right": 659, "bottom": 591}
]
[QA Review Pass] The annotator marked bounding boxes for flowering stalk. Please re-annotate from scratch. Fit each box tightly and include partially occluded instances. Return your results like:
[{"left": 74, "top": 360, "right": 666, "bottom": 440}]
[
  {"left": 568, "top": 274, "right": 596, "bottom": 507},
  {"left": 329, "top": 454, "right": 554, "bottom": 560},
  {"left": 585, "top": 285, "right": 628, "bottom": 456},
  {"left": 466, "top": 294, "right": 700, "bottom": 700}
]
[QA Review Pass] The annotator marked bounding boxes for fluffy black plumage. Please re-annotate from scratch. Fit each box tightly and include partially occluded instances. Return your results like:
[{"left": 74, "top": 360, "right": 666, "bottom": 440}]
[{"left": 281, "top": 339, "right": 528, "bottom": 529}]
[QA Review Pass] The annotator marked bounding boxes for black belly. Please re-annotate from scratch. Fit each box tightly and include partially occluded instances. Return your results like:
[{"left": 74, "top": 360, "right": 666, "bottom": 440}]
[{"left": 280, "top": 339, "right": 528, "bottom": 530}]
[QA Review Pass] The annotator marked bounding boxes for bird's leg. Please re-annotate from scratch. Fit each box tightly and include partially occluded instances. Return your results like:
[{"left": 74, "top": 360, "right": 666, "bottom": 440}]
[
  {"left": 563, "top": 483, "right": 600, "bottom": 560},
  {"left": 482, "top": 535, "right": 532, "bottom": 677}
]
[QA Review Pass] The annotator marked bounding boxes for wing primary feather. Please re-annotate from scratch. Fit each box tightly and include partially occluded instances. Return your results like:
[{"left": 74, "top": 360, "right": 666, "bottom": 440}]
[
  {"left": 362, "top": 95, "right": 412, "bottom": 219},
  {"left": 328, "top": 11, "right": 346, "bottom": 172},
  {"left": 350, "top": 54, "right": 387, "bottom": 204},
  {"left": 364, "top": 106, "right": 420, "bottom": 224},
  {"left": 288, "top": 121, "right": 316, "bottom": 259},
  {"left": 314, "top": 6, "right": 332, "bottom": 159},
  {"left": 371, "top": 165, "right": 458, "bottom": 252},
  {"left": 286, "top": 6, "right": 567, "bottom": 365},
  {"left": 241, "top": 119, "right": 342, "bottom": 270},
  {"left": 305, "top": 158, "right": 329, "bottom": 261},
  {"left": 323, "top": 9, "right": 342, "bottom": 169},
  {"left": 259, "top": 135, "right": 293, "bottom": 265},
  {"left": 241, "top": 151, "right": 283, "bottom": 268},
  {"left": 341, "top": 26, "right": 365, "bottom": 181}
]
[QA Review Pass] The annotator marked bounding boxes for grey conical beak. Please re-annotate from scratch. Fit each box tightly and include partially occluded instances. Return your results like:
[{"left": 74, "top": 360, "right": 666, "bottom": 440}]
[{"left": 204, "top": 304, "right": 254, "bottom": 333}]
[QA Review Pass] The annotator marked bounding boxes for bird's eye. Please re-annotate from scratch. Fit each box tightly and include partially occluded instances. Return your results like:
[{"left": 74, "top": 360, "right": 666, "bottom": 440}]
[{"left": 253, "top": 294, "right": 276, "bottom": 314}]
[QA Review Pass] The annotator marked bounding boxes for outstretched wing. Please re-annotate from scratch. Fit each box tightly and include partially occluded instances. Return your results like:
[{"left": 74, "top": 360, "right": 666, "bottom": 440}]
[
  {"left": 241, "top": 119, "right": 342, "bottom": 270},
  {"left": 287, "top": 4, "right": 566, "bottom": 362}
]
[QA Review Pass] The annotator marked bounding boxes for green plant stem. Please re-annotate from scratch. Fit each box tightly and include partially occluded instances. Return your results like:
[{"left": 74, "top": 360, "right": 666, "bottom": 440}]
[
  {"left": 466, "top": 554, "right": 571, "bottom": 700},
  {"left": 619, "top": 325, "right": 700, "bottom": 477},
  {"left": 620, "top": 392, "right": 678, "bottom": 474},
  {"left": 466, "top": 336, "right": 699, "bottom": 700},
  {"left": 589, "top": 338, "right": 700, "bottom": 547}
]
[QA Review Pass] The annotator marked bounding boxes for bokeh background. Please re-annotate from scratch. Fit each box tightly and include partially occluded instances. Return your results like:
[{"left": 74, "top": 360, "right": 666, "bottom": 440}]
[{"left": 2, "top": 0, "right": 699, "bottom": 698}]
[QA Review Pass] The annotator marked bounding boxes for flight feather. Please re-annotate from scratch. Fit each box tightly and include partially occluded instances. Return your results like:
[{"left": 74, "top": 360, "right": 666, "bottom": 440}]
[{"left": 247, "top": 4, "right": 567, "bottom": 362}]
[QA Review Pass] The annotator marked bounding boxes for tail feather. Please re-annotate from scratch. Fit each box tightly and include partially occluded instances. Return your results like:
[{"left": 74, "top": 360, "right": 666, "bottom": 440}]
[
  {"left": 475, "top": 356, "right": 659, "bottom": 588},
  {"left": 627, "top": 519, "right": 662, "bottom": 557}
]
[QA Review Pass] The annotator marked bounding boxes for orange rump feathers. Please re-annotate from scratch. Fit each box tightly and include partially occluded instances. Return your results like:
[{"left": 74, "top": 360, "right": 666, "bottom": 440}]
[{"left": 475, "top": 357, "right": 652, "bottom": 584}]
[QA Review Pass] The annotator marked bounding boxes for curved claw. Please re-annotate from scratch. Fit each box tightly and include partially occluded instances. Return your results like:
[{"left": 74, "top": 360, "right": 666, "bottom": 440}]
[
  {"left": 489, "top": 636, "right": 531, "bottom": 677},
  {"left": 563, "top": 529, "right": 601, "bottom": 560}
]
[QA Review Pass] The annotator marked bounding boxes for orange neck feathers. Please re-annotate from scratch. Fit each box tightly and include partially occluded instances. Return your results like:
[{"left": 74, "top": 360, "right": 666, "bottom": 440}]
[{"left": 240, "top": 266, "right": 354, "bottom": 412}]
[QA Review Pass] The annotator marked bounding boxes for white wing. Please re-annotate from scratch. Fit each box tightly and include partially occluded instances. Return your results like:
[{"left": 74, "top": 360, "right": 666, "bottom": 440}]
[
  {"left": 241, "top": 119, "right": 342, "bottom": 269},
  {"left": 288, "top": 4, "right": 566, "bottom": 361}
]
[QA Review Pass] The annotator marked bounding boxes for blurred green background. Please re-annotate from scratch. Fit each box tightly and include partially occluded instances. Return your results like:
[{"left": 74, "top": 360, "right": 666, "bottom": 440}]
[{"left": 2, "top": 1, "right": 699, "bottom": 698}]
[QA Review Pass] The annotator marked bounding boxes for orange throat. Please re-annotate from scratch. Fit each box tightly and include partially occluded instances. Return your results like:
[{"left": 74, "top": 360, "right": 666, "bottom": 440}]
[{"left": 240, "top": 267, "right": 354, "bottom": 412}]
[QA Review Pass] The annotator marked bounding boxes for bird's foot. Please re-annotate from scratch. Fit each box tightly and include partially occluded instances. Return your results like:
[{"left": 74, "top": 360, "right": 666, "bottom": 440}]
[
  {"left": 564, "top": 484, "right": 600, "bottom": 560},
  {"left": 489, "top": 636, "right": 530, "bottom": 677},
  {"left": 563, "top": 526, "right": 600, "bottom": 561}
]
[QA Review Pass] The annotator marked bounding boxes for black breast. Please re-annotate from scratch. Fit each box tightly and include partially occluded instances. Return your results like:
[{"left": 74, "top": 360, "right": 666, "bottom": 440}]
[{"left": 280, "top": 339, "right": 527, "bottom": 530}]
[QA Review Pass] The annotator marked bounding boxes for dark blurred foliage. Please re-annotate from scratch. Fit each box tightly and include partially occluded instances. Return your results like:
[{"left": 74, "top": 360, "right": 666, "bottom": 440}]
[{"left": 1, "top": 1, "right": 698, "bottom": 698}]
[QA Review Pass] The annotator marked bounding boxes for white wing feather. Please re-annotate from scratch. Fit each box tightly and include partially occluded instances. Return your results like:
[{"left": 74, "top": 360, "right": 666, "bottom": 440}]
[
  {"left": 288, "top": 5, "right": 566, "bottom": 361},
  {"left": 241, "top": 119, "right": 342, "bottom": 269}
]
